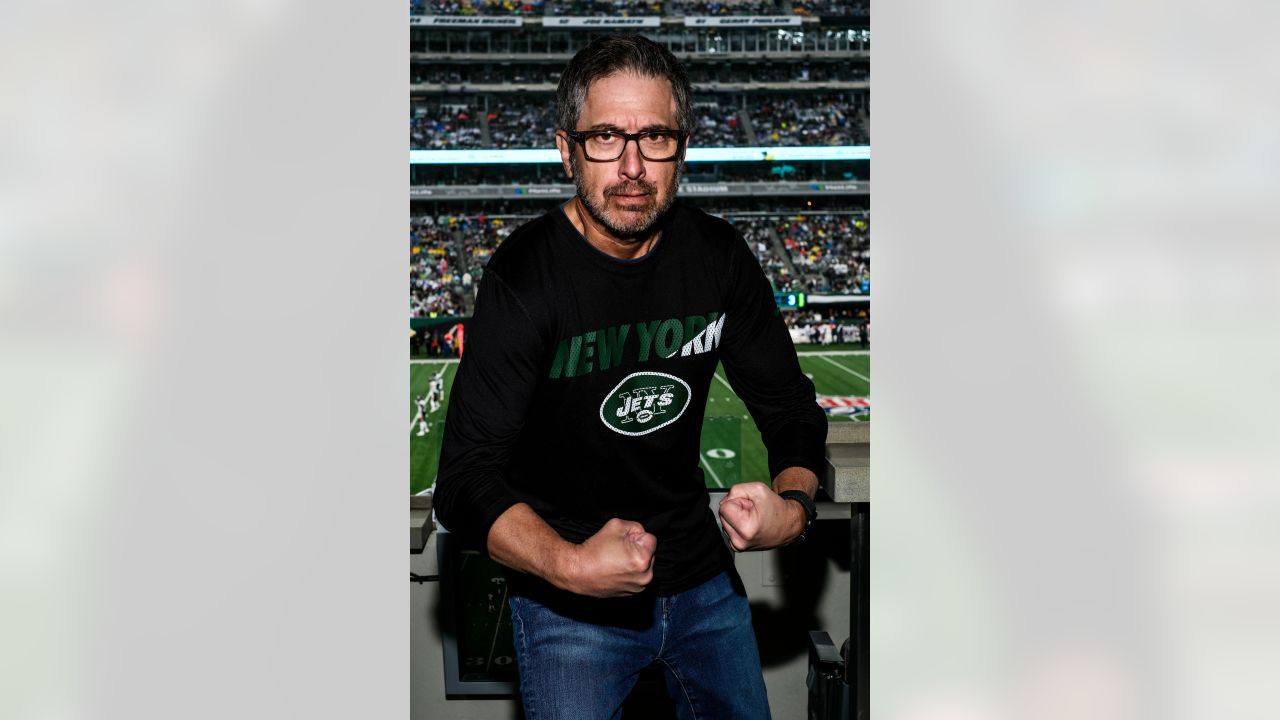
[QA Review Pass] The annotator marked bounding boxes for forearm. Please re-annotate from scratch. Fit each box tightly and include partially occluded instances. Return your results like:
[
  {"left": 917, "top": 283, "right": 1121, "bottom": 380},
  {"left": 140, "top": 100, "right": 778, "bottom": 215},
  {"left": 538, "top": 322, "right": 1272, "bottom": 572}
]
[
  {"left": 772, "top": 465, "right": 818, "bottom": 497},
  {"left": 486, "top": 503, "right": 577, "bottom": 590},
  {"left": 772, "top": 466, "right": 819, "bottom": 541},
  {"left": 486, "top": 504, "right": 658, "bottom": 598}
]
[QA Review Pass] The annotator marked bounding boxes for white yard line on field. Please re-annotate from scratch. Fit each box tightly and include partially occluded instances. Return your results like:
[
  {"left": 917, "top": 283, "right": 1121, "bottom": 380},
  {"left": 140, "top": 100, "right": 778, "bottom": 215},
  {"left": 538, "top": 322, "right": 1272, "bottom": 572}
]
[
  {"left": 485, "top": 583, "right": 510, "bottom": 673},
  {"left": 795, "top": 350, "right": 870, "bottom": 357},
  {"left": 700, "top": 455, "right": 726, "bottom": 489},
  {"left": 712, "top": 371, "right": 734, "bottom": 394},
  {"left": 817, "top": 355, "right": 871, "bottom": 383}
]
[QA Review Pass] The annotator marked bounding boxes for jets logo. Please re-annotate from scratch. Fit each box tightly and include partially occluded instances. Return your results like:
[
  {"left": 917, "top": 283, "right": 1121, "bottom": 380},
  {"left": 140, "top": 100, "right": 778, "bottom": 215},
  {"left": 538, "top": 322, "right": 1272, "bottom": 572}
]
[{"left": 599, "top": 371, "right": 692, "bottom": 437}]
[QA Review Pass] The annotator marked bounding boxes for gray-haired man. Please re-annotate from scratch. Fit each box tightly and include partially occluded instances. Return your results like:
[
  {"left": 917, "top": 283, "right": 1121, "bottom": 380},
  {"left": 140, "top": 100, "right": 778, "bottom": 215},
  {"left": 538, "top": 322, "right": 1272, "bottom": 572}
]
[{"left": 435, "top": 34, "right": 826, "bottom": 718}]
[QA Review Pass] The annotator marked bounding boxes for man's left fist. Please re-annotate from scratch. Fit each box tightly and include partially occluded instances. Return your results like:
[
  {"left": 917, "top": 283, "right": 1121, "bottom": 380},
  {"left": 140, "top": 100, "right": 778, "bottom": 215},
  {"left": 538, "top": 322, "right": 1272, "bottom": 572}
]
[{"left": 718, "top": 482, "right": 807, "bottom": 551}]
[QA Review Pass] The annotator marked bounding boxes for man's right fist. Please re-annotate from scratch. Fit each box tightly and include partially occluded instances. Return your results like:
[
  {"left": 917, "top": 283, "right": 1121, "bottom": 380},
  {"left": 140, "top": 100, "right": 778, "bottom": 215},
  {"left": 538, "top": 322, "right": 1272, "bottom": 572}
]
[{"left": 559, "top": 518, "right": 657, "bottom": 598}]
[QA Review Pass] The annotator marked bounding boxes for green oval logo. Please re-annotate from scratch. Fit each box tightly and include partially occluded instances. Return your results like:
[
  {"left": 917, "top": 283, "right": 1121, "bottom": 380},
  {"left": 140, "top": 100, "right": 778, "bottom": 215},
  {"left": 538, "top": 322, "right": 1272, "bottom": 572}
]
[{"left": 599, "top": 371, "right": 692, "bottom": 437}]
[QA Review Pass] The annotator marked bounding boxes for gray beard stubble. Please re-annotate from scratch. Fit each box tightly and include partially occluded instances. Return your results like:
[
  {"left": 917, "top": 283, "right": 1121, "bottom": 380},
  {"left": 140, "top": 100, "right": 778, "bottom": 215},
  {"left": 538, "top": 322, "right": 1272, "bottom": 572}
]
[{"left": 570, "top": 153, "right": 681, "bottom": 241}]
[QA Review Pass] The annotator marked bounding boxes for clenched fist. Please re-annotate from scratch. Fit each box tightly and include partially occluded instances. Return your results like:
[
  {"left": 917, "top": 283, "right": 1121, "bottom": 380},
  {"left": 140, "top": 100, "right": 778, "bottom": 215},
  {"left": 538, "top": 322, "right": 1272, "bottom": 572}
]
[
  {"left": 561, "top": 518, "right": 658, "bottom": 598},
  {"left": 718, "top": 482, "right": 807, "bottom": 551}
]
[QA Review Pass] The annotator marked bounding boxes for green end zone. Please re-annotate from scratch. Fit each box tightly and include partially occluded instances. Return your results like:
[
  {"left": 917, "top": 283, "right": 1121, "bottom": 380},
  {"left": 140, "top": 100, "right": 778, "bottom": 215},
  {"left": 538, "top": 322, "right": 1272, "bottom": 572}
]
[{"left": 411, "top": 349, "right": 869, "bottom": 494}]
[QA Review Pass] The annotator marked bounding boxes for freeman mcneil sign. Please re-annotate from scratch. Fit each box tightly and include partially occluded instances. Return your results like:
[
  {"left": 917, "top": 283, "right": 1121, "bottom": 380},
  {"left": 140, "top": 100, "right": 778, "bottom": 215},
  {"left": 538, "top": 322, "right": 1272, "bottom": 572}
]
[{"left": 409, "top": 16, "right": 524, "bottom": 26}]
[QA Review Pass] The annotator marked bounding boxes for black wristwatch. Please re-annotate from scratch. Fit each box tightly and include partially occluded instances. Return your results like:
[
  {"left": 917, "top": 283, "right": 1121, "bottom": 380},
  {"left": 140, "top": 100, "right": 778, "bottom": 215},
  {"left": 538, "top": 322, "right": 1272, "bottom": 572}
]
[{"left": 778, "top": 490, "right": 817, "bottom": 544}]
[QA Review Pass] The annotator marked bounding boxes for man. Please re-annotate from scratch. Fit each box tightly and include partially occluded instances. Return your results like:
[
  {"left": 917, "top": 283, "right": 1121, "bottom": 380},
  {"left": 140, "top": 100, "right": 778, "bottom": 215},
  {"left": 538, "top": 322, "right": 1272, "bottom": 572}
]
[
  {"left": 426, "top": 368, "right": 445, "bottom": 413},
  {"left": 413, "top": 394, "right": 429, "bottom": 437},
  {"left": 443, "top": 321, "right": 464, "bottom": 357},
  {"left": 434, "top": 34, "right": 826, "bottom": 719}
]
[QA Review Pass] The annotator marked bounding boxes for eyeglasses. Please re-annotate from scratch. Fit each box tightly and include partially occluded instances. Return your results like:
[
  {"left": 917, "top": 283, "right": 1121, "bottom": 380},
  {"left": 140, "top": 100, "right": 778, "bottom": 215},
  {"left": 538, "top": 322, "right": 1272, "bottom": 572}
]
[{"left": 563, "top": 129, "right": 686, "bottom": 162}]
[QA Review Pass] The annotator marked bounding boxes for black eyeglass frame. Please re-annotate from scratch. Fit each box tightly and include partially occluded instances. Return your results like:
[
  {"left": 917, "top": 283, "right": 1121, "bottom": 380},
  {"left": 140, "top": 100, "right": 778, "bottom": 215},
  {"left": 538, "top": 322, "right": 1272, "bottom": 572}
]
[{"left": 562, "top": 129, "right": 688, "bottom": 162}]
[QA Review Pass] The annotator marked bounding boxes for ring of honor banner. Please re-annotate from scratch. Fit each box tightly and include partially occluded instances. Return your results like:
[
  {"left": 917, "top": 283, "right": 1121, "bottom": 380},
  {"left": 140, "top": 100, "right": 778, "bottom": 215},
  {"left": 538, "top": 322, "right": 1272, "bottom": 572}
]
[
  {"left": 409, "top": 16, "right": 524, "bottom": 27},
  {"left": 542, "top": 17, "right": 662, "bottom": 27},
  {"left": 683, "top": 16, "right": 802, "bottom": 26}
]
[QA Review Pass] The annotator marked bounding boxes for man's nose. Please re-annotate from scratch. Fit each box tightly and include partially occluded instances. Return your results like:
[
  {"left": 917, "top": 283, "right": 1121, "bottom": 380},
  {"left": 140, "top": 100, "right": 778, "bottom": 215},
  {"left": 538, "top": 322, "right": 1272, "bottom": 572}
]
[{"left": 618, "top": 138, "right": 646, "bottom": 179}]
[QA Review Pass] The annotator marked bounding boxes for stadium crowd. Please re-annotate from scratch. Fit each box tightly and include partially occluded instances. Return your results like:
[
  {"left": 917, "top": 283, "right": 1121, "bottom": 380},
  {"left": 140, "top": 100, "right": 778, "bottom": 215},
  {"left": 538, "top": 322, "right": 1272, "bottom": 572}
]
[
  {"left": 786, "top": 314, "right": 869, "bottom": 346},
  {"left": 410, "top": 222, "right": 467, "bottom": 318},
  {"left": 413, "top": 66, "right": 563, "bottom": 86},
  {"left": 414, "top": 159, "right": 862, "bottom": 186},
  {"left": 728, "top": 216, "right": 796, "bottom": 291},
  {"left": 412, "top": 0, "right": 868, "bottom": 15},
  {"left": 412, "top": 0, "right": 545, "bottom": 15},
  {"left": 410, "top": 211, "right": 868, "bottom": 318},
  {"left": 688, "top": 103, "right": 748, "bottom": 147},
  {"left": 789, "top": 0, "right": 868, "bottom": 16},
  {"left": 415, "top": 63, "right": 863, "bottom": 87},
  {"left": 411, "top": 94, "right": 866, "bottom": 149},
  {"left": 669, "top": 0, "right": 780, "bottom": 14},
  {"left": 410, "top": 215, "right": 517, "bottom": 317},
  {"left": 544, "top": 0, "right": 664, "bottom": 15},
  {"left": 411, "top": 104, "right": 484, "bottom": 150},
  {"left": 773, "top": 213, "right": 869, "bottom": 294},
  {"left": 686, "top": 62, "right": 867, "bottom": 84},
  {"left": 487, "top": 102, "right": 558, "bottom": 149},
  {"left": 750, "top": 94, "right": 865, "bottom": 146}
]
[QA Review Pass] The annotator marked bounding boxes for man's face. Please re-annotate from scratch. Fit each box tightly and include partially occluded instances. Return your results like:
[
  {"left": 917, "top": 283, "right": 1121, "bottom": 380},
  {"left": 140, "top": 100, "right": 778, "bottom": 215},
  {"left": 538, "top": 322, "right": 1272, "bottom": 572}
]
[{"left": 557, "top": 72, "right": 683, "bottom": 240}]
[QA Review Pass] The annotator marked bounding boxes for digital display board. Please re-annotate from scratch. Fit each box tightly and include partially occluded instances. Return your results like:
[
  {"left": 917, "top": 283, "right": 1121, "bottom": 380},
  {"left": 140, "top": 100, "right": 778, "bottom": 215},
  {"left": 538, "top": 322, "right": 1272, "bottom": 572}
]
[{"left": 775, "top": 292, "right": 807, "bottom": 310}]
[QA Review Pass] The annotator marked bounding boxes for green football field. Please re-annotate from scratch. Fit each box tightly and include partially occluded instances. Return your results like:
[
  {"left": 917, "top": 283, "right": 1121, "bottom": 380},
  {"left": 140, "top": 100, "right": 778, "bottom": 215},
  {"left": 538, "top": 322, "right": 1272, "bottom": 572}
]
[{"left": 410, "top": 344, "right": 869, "bottom": 495}]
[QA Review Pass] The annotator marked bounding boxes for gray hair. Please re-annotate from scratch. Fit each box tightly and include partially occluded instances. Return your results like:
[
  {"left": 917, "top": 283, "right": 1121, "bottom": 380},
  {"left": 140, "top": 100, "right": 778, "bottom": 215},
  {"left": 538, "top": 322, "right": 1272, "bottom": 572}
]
[{"left": 555, "top": 34, "right": 694, "bottom": 137}]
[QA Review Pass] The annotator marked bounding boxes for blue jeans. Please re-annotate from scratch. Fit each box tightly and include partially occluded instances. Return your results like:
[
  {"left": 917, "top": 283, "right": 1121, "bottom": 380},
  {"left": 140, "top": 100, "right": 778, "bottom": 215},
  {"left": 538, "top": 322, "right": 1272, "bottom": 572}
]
[{"left": 508, "top": 570, "right": 770, "bottom": 720}]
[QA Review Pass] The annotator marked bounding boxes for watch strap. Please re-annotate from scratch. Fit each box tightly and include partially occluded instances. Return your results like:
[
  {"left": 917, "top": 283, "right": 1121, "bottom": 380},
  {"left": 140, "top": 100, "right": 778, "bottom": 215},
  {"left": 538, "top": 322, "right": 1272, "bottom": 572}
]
[{"left": 778, "top": 490, "right": 817, "bottom": 543}]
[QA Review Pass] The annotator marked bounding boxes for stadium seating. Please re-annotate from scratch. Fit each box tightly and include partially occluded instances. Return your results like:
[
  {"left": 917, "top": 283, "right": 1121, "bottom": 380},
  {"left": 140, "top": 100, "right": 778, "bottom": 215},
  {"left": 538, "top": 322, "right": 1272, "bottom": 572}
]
[
  {"left": 411, "top": 94, "right": 866, "bottom": 149},
  {"left": 414, "top": 0, "right": 546, "bottom": 16},
  {"left": 410, "top": 215, "right": 520, "bottom": 317},
  {"left": 409, "top": 17, "right": 871, "bottom": 316},
  {"left": 669, "top": 0, "right": 781, "bottom": 15},
  {"left": 788, "top": 0, "right": 868, "bottom": 16},
  {"left": 410, "top": 223, "right": 467, "bottom": 317},
  {"left": 410, "top": 211, "right": 867, "bottom": 316},
  {"left": 544, "top": 0, "right": 664, "bottom": 16},
  {"left": 412, "top": 0, "right": 869, "bottom": 16},
  {"left": 411, "top": 104, "right": 484, "bottom": 150},
  {"left": 750, "top": 94, "right": 866, "bottom": 146},
  {"left": 772, "top": 213, "right": 869, "bottom": 294},
  {"left": 487, "top": 102, "right": 557, "bottom": 149}
]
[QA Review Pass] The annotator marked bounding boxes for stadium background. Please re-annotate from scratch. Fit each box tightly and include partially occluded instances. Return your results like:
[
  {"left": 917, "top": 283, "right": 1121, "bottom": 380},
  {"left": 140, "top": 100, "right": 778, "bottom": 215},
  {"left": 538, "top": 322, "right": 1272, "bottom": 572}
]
[{"left": 408, "top": 1, "right": 870, "bottom": 495}]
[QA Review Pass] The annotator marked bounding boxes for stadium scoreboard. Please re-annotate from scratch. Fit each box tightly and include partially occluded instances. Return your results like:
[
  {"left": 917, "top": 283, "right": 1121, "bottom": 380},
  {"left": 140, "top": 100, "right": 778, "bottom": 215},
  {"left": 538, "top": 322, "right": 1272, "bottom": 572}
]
[{"left": 775, "top": 291, "right": 807, "bottom": 310}]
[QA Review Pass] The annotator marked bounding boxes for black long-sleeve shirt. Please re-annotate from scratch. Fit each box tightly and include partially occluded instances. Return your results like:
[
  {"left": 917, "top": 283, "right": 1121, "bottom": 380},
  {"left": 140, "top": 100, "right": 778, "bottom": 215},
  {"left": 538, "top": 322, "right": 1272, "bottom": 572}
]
[{"left": 433, "top": 201, "right": 827, "bottom": 596}]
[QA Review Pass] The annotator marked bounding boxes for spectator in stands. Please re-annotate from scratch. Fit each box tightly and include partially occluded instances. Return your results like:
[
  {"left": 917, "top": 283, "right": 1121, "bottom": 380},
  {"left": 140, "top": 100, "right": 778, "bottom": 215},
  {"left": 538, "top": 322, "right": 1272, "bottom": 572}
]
[
  {"left": 411, "top": 104, "right": 484, "bottom": 150},
  {"left": 750, "top": 94, "right": 865, "bottom": 146},
  {"left": 771, "top": 213, "right": 868, "bottom": 294},
  {"left": 421, "top": 0, "right": 545, "bottom": 15},
  {"left": 789, "top": 0, "right": 867, "bottom": 16},
  {"left": 545, "top": 0, "right": 663, "bottom": 15},
  {"left": 688, "top": 103, "right": 747, "bottom": 147},
  {"left": 671, "top": 0, "right": 779, "bottom": 15},
  {"left": 488, "top": 102, "right": 557, "bottom": 149}
]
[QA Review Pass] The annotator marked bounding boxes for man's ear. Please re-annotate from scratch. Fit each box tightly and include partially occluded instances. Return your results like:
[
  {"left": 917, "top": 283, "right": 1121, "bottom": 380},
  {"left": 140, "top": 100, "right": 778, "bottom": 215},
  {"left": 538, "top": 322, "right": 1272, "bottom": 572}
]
[{"left": 555, "top": 131, "right": 574, "bottom": 179}]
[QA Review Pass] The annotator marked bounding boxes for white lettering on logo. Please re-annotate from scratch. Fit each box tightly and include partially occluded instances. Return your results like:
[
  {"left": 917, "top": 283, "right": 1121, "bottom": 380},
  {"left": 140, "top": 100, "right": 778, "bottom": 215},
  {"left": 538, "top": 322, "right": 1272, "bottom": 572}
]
[
  {"left": 680, "top": 313, "right": 727, "bottom": 357},
  {"left": 600, "top": 373, "right": 692, "bottom": 437}
]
